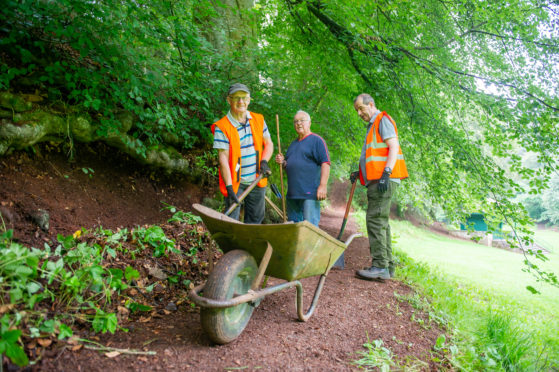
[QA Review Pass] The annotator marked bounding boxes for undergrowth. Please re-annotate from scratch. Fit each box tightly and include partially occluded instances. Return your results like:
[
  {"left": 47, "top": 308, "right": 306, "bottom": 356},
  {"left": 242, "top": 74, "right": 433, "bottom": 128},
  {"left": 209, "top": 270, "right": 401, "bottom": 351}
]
[{"left": 0, "top": 206, "right": 214, "bottom": 367}]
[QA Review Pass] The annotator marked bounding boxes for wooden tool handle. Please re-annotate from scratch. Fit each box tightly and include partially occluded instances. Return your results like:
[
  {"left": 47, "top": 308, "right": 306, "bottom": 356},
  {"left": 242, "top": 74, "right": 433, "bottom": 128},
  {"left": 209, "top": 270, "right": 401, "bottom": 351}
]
[{"left": 276, "top": 114, "right": 287, "bottom": 222}]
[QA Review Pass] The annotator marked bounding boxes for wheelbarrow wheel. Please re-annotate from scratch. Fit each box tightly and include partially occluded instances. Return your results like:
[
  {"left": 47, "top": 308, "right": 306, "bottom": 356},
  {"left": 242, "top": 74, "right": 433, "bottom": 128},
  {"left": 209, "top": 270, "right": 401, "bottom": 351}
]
[{"left": 200, "top": 249, "right": 258, "bottom": 344}]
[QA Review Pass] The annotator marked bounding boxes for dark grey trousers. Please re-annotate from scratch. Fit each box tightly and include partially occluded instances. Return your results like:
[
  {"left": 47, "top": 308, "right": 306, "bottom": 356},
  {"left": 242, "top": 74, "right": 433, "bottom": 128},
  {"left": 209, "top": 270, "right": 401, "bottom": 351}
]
[{"left": 225, "top": 184, "right": 266, "bottom": 224}]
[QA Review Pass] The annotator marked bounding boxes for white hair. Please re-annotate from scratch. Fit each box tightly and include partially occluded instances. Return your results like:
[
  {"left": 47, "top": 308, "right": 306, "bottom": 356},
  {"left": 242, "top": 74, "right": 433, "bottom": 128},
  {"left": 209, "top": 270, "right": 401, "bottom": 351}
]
[{"left": 294, "top": 110, "right": 311, "bottom": 121}]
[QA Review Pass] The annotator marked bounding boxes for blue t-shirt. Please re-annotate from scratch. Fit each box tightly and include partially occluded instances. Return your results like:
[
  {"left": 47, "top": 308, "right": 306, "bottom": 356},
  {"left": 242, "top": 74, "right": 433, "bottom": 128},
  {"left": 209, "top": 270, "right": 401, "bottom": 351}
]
[{"left": 285, "top": 133, "right": 330, "bottom": 199}]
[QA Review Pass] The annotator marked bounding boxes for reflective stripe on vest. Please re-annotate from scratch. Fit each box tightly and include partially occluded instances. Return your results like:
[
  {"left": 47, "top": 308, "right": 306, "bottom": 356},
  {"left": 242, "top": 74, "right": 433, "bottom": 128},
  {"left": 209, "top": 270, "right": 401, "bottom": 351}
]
[
  {"left": 361, "top": 112, "right": 408, "bottom": 184},
  {"left": 211, "top": 112, "right": 268, "bottom": 197}
]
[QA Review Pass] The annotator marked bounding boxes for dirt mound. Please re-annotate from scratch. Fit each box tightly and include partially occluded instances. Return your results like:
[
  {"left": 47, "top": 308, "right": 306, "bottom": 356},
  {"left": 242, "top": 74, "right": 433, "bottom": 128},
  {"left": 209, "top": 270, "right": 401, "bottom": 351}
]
[{"left": 0, "top": 143, "right": 207, "bottom": 248}]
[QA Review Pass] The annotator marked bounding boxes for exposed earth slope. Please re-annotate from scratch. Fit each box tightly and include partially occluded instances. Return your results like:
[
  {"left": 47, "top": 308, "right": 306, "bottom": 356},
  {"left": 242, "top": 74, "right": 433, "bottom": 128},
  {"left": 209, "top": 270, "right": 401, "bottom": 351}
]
[{"left": 0, "top": 144, "right": 447, "bottom": 371}]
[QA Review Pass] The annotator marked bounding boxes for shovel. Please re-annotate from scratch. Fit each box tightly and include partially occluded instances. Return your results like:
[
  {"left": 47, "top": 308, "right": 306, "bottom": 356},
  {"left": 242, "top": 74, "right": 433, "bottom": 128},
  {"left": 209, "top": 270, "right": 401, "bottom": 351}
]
[
  {"left": 225, "top": 170, "right": 271, "bottom": 216},
  {"left": 332, "top": 176, "right": 358, "bottom": 269}
]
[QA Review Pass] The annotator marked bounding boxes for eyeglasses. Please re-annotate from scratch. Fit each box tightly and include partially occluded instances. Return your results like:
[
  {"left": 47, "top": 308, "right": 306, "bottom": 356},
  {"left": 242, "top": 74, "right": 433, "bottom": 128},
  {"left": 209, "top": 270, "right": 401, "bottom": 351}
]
[
  {"left": 229, "top": 96, "right": 250, "bottom": 102},
  {"left": 293, "top": 119, "right": 309, "bottom": 124}
]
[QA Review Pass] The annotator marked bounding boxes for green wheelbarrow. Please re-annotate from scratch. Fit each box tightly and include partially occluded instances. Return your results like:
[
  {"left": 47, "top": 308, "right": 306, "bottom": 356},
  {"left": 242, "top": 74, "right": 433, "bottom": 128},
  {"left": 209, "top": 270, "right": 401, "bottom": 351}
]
[{"left": 189, "top": 203, "right": 361, "bottom": 344}]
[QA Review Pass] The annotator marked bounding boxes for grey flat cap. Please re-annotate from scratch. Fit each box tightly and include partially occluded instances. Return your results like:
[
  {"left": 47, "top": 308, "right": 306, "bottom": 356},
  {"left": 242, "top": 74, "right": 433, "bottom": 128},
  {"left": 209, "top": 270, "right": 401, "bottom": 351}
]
[{"left": 228, "top": 83, "right": 250, "bottom": 96}]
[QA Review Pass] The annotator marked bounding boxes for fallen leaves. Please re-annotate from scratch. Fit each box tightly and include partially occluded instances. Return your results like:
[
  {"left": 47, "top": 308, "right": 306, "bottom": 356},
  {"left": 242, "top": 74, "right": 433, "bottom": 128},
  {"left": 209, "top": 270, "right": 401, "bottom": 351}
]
[
  {"left": 37, "top": 338, "right": 52, "bottom": 347},
  {"left": 146, "top": 264, "right": 168, "bottom": 280},
  {"left": 72, "top": 344, "right": 84, "bottom": 352},
  {"left": 0, "top": 304, "right": 16, "bottom": 314}
]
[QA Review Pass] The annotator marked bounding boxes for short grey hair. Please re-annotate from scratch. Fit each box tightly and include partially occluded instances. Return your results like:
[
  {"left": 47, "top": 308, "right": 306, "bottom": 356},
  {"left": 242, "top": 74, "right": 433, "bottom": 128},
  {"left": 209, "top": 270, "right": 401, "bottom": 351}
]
[
  {"left": 354, "top": 93, "right": 375, "bottom": 106},
  {"left": 294, "top": 110, "right": 311, "bottom": 121}
]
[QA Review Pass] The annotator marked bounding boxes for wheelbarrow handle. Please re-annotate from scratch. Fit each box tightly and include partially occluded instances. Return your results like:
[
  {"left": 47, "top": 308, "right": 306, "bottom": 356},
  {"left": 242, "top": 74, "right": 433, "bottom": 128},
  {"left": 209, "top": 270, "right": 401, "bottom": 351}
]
[{"left": 225, "top": 171, "right": 269, "bottom": 216}]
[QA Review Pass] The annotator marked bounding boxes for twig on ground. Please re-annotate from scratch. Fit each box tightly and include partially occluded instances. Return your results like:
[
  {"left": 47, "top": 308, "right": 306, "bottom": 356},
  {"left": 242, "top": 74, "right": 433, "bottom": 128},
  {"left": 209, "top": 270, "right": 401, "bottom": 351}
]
[{"left": 79, "top": 339, "right": 156, "bottom": 356}]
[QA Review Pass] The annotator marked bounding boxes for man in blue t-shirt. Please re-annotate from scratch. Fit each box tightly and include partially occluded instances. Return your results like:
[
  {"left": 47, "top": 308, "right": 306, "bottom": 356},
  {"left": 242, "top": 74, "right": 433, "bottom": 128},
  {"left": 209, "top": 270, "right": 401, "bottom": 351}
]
[{"left": 275, "top": 110, "right": 330, "bottom": 226}]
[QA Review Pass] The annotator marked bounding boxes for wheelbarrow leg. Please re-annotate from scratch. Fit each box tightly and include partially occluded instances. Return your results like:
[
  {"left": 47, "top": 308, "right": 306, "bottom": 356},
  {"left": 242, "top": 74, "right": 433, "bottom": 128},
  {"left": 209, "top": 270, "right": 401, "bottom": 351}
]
[
  {"left": 251, "top": 242, "right": 273, "bottom": 291},
  {"left": 294, "top": 274, "right": 328, "bottom": 322},
  {"left": 294, "top": 253, "right": 333, "bottom": 322}
]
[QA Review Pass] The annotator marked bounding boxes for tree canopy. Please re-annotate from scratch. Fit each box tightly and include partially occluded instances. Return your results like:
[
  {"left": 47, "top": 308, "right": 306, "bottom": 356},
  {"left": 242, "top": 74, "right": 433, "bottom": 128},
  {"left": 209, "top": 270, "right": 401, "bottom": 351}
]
[{"left": 1, "top": 0, "right": 558, "bottom": 286}]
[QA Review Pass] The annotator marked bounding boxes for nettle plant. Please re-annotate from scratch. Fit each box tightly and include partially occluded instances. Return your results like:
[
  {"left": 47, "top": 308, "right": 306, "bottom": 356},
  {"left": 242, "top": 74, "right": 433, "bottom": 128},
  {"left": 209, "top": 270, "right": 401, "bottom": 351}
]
[{"left": 132, "top": 225, "right": 178, "bottom": 258}]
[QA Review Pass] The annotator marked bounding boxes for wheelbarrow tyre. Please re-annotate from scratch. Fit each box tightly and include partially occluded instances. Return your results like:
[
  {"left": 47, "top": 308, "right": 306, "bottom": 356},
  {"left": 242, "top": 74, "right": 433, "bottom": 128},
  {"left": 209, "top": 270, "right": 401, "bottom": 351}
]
[{"left": 201, "top": 249, "right": 258, "bottom": 344}]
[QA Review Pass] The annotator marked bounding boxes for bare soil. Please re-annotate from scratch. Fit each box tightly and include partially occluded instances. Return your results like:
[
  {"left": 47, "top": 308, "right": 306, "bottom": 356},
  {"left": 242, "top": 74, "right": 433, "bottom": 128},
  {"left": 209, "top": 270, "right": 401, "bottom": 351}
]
[{"left": 1, "top": 144, "right": 448, "bottom": 371}]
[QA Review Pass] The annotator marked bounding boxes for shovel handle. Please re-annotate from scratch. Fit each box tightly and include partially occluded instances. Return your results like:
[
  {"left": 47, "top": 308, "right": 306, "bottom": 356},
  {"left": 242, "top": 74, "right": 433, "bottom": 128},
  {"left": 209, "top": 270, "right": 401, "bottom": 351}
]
[
  {"left": 225, "top": 173, "right": 265, "bottom": 216},
  {"left": 344, "top": 179, "right": 357, "bottom": 219},
  {"left": 336, "top": 178, "right": 357, "bottom": 240},
  {"left": 276, "top": 114, "right": 287, "bottom": 222}
]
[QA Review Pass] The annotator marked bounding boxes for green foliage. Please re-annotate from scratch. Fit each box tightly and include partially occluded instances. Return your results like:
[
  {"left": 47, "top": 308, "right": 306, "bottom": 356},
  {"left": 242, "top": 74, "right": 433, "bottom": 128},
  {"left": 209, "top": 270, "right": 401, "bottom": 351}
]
[
  {"left": 353, "top": 337, "right": 396, "bottom": 371},
  {"left": 0, "top": 328, "right": 28, "bottom": 367},
  {"left": 1, "top": 0, "right": 228, "bottom": 155},
  {"left": 390, "top": 226, "right": 559, "bottom": 370},
  {"left": 478, "top": 313, "right": 533, "bottom": 371},
  {"left": 161, "top": 203, "right": 202, "bottom": 224},
  {"left": 0, "top": 231, "right": 137, "bottom": 308},
  {"left": 133, "top": 225, "right": 176, "bottom": 257},
  {"left": 0, "top": 230, "right": 137, "bottom": 364},
  {"left": 194, "top": 152, "right": 218, "bottom": 178},
  {"left": 125, "top": 301, "right": 152, "bottom": 313},
  {"left": 539, "top": 175, "right": 559, "bottom": 225},
  {"left": 92, "top": 309, "right": 118, "bottom": 334},
  {"left": 0, "top": 215, "right": 208, "bottom": 366},
  {"left": 519, "top": 195, "right": 546, "bottom": 221},
  {"left": 81, "top": 167, "right": 94, "bottom": 178}
]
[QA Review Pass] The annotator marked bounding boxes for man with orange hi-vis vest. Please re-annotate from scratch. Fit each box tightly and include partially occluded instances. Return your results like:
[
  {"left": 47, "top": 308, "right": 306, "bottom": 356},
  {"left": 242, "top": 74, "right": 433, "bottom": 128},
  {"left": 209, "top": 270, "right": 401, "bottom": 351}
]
[
  {"left": 352, "top": 93, "right": 408, "bottom": 280},
  {"left": 212, "top": 83, "right": 274, "bottom": 223}
]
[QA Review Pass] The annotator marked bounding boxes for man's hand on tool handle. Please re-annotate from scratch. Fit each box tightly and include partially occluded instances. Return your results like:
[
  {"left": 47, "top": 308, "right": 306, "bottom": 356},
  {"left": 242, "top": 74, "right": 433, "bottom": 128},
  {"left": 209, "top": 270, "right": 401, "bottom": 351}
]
[
  {"left": 275, "top": 153, "right": 286, "bottom": 167},
  {"left": 350, "top": 171, "right": 359, "bottom": 184},
  {"left": 260, "top": 160, "right": 271, "bottom": 176},
  {"left": 225, "top": 185, "right": 240, "bottom": 204}
]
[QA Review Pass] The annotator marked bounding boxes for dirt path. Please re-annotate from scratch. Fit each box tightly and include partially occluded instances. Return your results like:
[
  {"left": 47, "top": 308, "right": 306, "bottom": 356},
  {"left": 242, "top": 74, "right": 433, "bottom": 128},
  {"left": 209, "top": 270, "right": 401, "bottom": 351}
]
[
  {"left": 0, "top": 145, "right": 446, "bottom": 371},
  {"left": 34, "top": 208, "right": 442, "bottom": 372}
]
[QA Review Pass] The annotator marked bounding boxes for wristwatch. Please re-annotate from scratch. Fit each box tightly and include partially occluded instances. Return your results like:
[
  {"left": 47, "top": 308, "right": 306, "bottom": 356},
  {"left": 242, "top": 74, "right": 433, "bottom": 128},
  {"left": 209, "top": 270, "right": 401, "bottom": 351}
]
[{"left": 384, "top": 167, "right": 392, "bottom": 175}]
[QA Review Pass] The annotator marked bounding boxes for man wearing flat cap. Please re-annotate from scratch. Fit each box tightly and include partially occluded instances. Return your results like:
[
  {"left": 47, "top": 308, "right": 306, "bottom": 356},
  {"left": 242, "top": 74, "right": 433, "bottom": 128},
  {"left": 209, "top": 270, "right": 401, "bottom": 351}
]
[{"left": 211, "top": 83, "right": 274, "bottom": 223}]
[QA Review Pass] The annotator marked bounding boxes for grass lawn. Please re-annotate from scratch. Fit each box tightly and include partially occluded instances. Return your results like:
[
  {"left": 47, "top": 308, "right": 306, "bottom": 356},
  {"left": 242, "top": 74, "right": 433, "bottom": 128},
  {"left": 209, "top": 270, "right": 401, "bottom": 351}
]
[
  {"left": 388, "top": 219, "right": 559, "bottom": 369},
  {"left": 533, "top": 227, "right": 559, "bottom": 253},
  {"left": 392, "top": 220, "right": 559, "bottom": 303}
]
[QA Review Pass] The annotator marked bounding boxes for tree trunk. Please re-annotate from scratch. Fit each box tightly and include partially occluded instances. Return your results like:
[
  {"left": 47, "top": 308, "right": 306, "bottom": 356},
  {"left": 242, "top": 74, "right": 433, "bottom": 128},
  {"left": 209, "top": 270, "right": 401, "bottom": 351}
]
[
  {"left": 0, "top": 91, "right": 195, "bottom": 176},
  {"left": 196, "top": 0, "right": 259, "bottom": 83}
]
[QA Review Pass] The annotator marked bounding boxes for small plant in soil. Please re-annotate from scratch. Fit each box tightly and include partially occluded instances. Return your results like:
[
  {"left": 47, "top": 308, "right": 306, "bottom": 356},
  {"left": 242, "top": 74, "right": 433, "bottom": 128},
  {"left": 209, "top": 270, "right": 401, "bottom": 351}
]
[
  {"left": 0, "top": 215, "right": 214, "bottom": 368},
  {"left": 353, "top": 337, "right": 396, "bottom": 371},
  {"left": 81, "top": 167, "right": 95, "bottom": 178}
]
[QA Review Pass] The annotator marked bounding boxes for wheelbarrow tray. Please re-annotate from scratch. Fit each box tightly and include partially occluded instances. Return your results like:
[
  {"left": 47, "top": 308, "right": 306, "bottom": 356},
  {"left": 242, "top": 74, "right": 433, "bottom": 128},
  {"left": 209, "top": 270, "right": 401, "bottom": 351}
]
[{"left": 192, "top": 204, "right": 345, "bottom": 281}]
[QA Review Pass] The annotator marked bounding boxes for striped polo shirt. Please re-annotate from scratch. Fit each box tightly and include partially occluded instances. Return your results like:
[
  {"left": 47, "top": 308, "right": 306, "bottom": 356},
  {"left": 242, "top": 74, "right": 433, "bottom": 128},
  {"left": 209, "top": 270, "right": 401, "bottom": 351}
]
[{"left": 213, "top": 111, "right": 271, "bottom": 184}]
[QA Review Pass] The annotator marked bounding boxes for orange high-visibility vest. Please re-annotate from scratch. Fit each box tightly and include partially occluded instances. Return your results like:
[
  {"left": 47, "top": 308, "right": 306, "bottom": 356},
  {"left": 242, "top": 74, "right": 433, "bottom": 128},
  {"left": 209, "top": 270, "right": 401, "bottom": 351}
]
[
  {"left": 359, "top": 112, "right": 408, "bottom": 185},
  {"left": 212, "top": 112, "right": 268, "bottom": 197}
]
